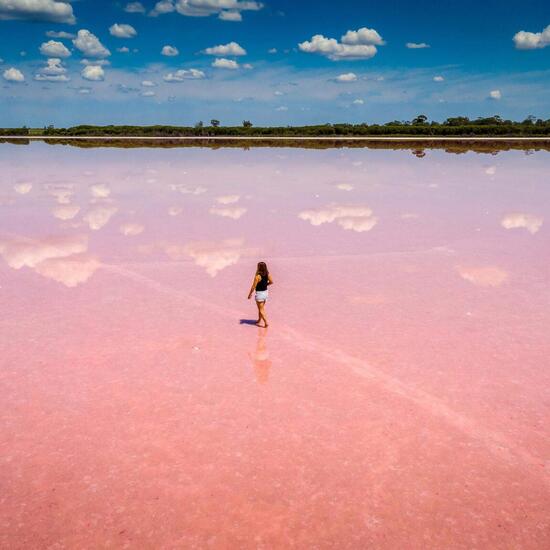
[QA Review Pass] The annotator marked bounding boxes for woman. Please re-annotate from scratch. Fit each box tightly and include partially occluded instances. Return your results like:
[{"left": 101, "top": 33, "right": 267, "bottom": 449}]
[{"left": 247, "top": 261, "right": 273, "bottom": 328}]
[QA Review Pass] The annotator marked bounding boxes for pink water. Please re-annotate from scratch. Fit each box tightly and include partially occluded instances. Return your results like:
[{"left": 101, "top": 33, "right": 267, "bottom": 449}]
[{"left": 1, "top": 142, "right": 549, "bottom": 549}]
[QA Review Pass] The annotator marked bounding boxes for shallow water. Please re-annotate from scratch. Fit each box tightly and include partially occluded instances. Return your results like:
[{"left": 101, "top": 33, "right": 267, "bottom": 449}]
[{"left": 1, "top": 142, "right": 549, "bottom": 548}]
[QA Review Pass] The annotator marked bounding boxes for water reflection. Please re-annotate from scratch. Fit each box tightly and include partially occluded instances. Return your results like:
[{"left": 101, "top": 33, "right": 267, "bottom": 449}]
[{"left": 249, "top": 329, "right": 272, "bottom": 384}]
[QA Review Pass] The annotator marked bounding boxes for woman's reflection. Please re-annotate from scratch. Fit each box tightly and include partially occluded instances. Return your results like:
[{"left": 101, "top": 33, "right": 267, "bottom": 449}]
[{"left": 249, "top": 328, "right": 272, "bottom": 384}]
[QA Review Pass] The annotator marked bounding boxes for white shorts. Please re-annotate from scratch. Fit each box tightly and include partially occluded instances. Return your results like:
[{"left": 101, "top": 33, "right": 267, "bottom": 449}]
[{"left": 255, "top": 290, "right": 268, "bottom": 302}]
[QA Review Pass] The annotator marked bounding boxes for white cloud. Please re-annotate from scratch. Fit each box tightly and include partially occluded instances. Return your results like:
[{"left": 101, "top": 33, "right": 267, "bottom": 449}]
[
  {"left": 336, "top": 183, "right": 354, "bottom": 191},
  {"left": 299, "top": 204, "right": 378, "bottom": 233},
  {"left": 39, "top": 39, "right": 70, "bottom": 57},
  {"left": 184, "top": 238, "right": 249, "bottom": 277},
  {"left": 275, "top": 105, "right": 288, "bottom": 111},
  {"left": 0, "top": 0, "right": 75, "bottom": 24},
  {"left": 268, "top": 47, "right": 277, "bottom": 54},
  {"left": 513, "top": 25, "right": 550, "bottom": 50},
  {"left": 81, "top": 64, "right": 105, "bottom": 81},
  {"left": 52, "top": 203, "right": 80, "bottom": 220},
  {"left": 160, "top": 0, "right": 262, "bottom": 19},
  {"left": 80, "top": 58, "right": 110, "bottom": 66},
  {"left": 219, "top": 10, "right": 241, "bottom": 21},
  {"left": 209, "top": 206, "right": 247, "bottom": 219},
  {"left": 149, "top": 0, "right": 175, "bottom": 16},
  {"left": 0, "top": 234, "right": 100, "bottom": 287},
  {"left": 120, "top": 222, "right": 144, "bottom": 236},
  {"left": 109, "top": 23, "right": 137, "bottom": 38},
  {"left": 35, "top": 57, "right": 70, "bottom": 82},
  {"left": 204, "top": 41, "right": 246, "bottom": 56},
  {"left": 73, "top": 29, "right": 111, "bottom": 58},
  {"left": 216, "top": 194, "right": 239, "bottom": 204},
  {"left": 125, "top": 2, "right": 145, "bottom": 13},
  {"left": 501, "top": 213, "right": 543, "bottom": 234},
  {"left": 340, "top": 27, "right": 384, "bottom": 46},
  {"left": 336, "top": 72, "right": 357, "bottom": 82},
  {"left": 299, "top": 27, "right": 383, "bottom": 60},
  {"left": 78, "top": 87, "right": 91, "bottom": 94},
  {"left": 170, "top": 183, "right": 206, "bottom": 195},
  {"left": 406, "top": 42, "right": 430, "bottom": 49},
  {"left": 161, "top": 45, "right": 179, "bottom": 56},
  {"left": 168, "top": 206, "right": 182, "bottom": 216},
  {"left": 163, "top": 68, "right": 205, "bottom": 81},
  {"left": 352, "top": 98, "right": 364, "bottom": 105},
  {"left": 457, "top": 266, "right": 508, "bottom": 287},
  {"left": 2, "top": 67, "right": 24, "bottom": 82},
  {"left": 212, "top": 57, "right": 239, "bottom": 69},
  {"left": 14, "top": 182, "right": 32, "bottom": 194},
  {"left": 485, "top": 165, "right": 496, "bottom": 176},
  {"left": 46, "top": 30, "right": 75, "bottom": 39},
  {"left": 90, "top": 183, "right": 110, "bottom": 198},
  {"left": 83, "top": 205, "right": 118, "bottom": 230},
  {"left": 141, "top": 90, "right": 155, "bottom": 96},
  {"left": 433, "top": 75, "right": 444, "bottom": 82},
  {"left": 141, "top": 80, "right": 156, "bottom": 87},
  {"left": 117, "top": 46, "right": 130, "bottom": 53},
  {"left": 489, "top": 89, "right": 501, "bottom": 100}
]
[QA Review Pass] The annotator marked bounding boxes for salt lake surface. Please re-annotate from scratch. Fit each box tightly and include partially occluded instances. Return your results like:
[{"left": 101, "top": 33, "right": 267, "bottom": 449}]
[{"left": 1, "top": 141, "right": 549, "bottom": 549}]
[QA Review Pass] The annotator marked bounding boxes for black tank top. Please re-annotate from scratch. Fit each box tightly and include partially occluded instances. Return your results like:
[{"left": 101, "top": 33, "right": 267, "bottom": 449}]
[{"left": 255, "top": 274, "right": 268, "bottom": 291}]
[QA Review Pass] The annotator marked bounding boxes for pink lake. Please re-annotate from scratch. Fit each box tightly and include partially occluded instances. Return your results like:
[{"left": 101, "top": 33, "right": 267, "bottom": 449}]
[{"left": 1, "top": 141, "right": 549, "bottom": 549}]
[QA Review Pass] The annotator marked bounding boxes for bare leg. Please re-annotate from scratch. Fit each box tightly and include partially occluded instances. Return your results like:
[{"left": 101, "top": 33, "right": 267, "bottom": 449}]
[
  {"left": 255, "top": 300, "right": 261, "bottom": 324},
  {"left": 258, "top": 301, "right": 268, "bottom": 328}
]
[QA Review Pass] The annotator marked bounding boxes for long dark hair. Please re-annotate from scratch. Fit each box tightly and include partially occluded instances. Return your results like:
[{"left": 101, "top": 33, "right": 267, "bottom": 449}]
[{"left": 257, "top": 261, "right": 269, "bottom": 277}]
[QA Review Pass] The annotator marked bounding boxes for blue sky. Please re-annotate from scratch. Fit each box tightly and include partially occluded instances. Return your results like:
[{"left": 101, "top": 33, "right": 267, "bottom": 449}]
[{"left": 0, "top": 0, "right": 549, "bottom": 127}]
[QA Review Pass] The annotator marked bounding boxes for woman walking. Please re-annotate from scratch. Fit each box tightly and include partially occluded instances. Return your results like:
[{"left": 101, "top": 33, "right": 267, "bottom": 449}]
[{"left": 247, "top": 261, "right": 273, "bottom": 328}]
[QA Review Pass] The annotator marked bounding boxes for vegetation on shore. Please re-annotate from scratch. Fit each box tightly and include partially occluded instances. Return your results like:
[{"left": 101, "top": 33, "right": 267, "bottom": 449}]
[{"left": 2, "top": 115, "right": 550, "bottom": 138}]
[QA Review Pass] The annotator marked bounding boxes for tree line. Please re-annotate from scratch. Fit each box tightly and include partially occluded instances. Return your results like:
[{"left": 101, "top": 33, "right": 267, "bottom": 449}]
[{"left": 2, "top": 116, "right": 550, "bottom": 137}]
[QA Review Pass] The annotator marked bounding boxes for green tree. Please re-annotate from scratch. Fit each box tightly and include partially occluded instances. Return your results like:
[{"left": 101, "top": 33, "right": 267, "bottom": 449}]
[
  {"left": 242, "top": 120, "right": 252, "bottom": 128},
  {"left": 210, "top": 119, "right": 220, "bottom": 127}
]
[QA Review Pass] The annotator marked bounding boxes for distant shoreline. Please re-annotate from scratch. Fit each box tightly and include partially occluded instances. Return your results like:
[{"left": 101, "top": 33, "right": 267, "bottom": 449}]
[{"left": 3, "top": 136, "right": 550, "bottom": 141}]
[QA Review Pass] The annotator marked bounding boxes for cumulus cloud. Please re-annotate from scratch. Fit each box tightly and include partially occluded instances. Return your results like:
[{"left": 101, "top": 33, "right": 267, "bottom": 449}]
[
  {"left": 406, "top": 42, "right": 430, "bottom": 49},
  {"left": 352, "top": 98, "right": 364, "bottom": 105},
  {"left": 46, "top": 30, "right": 75, "bottom": 38},
  {"left": 513, "top": 25, "right": 550, "bottom": 50},
  {"left": 299, "top": 204, "right": 378, "bottom": 233},
  {"left": 81, "top": 64, "right": 104, "bottom": 81},
  {"left": 268, "top": 47, "right": 277, "bottom": 54},
  {"left": 141, "top": 90, "right": 155, "bottom": 96},
  {"left": 109, "top": 23, "right": 137, "bottom": 38},
  {"left": 501, "top": 213, "right": 543, "bottom": 234},
  {"left": 184, "top": 238, "right": 249, "bottom": 277},
  {"left": 275, "top": 105, "right": 288, "bottom": 111},
  {"left": 14, "top": 182, "right": 32, "bottom": 194},
  {"left": 336, "top": 72, "right": 357, "bottom": 82},
  {"left": 457, "top": 266, "right": 508, "bottom": 287},
  {"left": 161, "top": 44, "right": 179, "bottom": 56},
  {"left": 209, "top": 206, "right": 247, "bottom": 219},
  {"left": 204, "top": 41, "right": 246, "bottom": 56},
  {"left": 45, "top": 183, "right": 74, "bottom": 204},
  {"left": 0, "top": 233, "right": 100, "bottom": 287},
  {"left": 117, "top": 46, "right": 130, "bottom": 53},
  {"left": 170, "top": 183, "right": 207, "bottom": 194},
  {"left": 34, "top": 254, "right": 100, "bottom": 287},
  {"left": 83, "top": 205, "right": 118, "bottom": 230},
  {"left": 150, "top": 0, "right": 262, "bottom": 20},
  {"left": 73, "top": 29, "right": 111, "bottom": 58},
  {"left": 80, "top": 58, "right": 110, "bottom": 66},
  {"left": 489, "top": 89, "right": 501, "bottom": 100},
  {"left": 0, "top": 0, "right": 75, "bottom": 24},
  {"left": 125, "top": 1, "right": 145, "bottom": 13},
  {"left": 52, "top": 203, "right": 80, "bottom": 220},
  {"left": 219, "top": 10, "right": 241, "bottom": 21},
  {"left": 120, "top": 222, "right": 144, "bottom": 236},
  {"left": 299, "top": 27, "right": 384, "bottom": 60},
  {"left": 90, "top": 183, "right": 111, "bottom": 198},
  {"left": 433, "top": 75, "right": 444, "bottom": 82},
  {"left": 216, "top": 194, "right": 240, "bottom": 204},
  {"left": 163, "top": 68, "right": 205, "bottom": 81},
  {"left": 39, "top": 39, "right": 71, "bottom": 57},
  {"left": 336, "top": 183, "right": 354, "bottom": 191},
  {"left": 34, "top": 57, "right": 69, "bottom": 82},
  {"left": 2, "top": 67, "right": 24, "bottom": 82},
  {"left": 212, "top": 57, "right": 239, "bottom": 69}
]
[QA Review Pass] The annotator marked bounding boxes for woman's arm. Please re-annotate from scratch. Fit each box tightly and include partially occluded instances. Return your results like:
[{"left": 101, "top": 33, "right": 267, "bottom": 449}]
[
  {"left": 248, "top": 274, "right": 260, "bottom": 299},
  {"left": 267, "top": 274, "right": 274, "bottom": 286}
]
